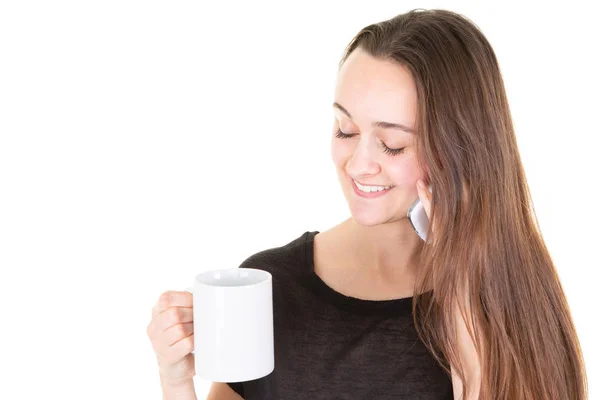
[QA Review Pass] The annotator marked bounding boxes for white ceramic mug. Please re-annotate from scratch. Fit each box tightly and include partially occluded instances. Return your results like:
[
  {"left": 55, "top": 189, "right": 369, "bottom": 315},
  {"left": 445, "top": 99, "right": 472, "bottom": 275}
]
[{"left": 185, "top": 268, "right": 274, "bottom": 383}]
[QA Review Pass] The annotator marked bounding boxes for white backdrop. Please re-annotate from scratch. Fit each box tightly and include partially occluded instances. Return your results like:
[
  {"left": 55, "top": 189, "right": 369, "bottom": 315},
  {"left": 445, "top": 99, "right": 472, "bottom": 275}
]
[{"left": 1, "top": 1, "right": 598, "bottom": 399}]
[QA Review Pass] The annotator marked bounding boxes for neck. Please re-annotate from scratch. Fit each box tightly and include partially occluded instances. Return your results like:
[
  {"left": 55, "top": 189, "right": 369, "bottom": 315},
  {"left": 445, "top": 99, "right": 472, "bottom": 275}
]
[{"left": 338, "top": 217, "right": 423, "bottom": 281}]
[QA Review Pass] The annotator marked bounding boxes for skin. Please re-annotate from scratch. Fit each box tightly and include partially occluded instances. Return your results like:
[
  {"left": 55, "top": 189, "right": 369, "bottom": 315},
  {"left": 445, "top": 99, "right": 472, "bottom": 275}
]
[{"left": 314, "top": 47, "right": 433, "bottom": 298}]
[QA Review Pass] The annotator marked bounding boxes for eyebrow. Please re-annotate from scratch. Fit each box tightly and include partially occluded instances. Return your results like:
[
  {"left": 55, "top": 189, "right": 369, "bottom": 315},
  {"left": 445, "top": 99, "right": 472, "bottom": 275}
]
[{"left": 333, "top": 102, "right": 415, "bottom": 134}]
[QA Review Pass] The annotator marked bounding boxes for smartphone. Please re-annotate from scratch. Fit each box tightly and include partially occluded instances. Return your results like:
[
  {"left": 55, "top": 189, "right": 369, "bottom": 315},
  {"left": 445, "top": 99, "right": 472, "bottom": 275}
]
[{"left": 407, "top": 184, "right": 433, "bottom": 241}]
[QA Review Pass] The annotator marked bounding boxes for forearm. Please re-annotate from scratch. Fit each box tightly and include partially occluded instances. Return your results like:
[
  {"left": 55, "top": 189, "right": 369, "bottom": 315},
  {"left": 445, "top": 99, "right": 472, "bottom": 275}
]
[{"left": 160, "top": 377, "right": 198, "bottom": 400}]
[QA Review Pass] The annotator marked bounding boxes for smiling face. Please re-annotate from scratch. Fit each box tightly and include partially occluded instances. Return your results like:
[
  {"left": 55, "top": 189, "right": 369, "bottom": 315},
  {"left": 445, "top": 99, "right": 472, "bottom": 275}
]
[{"left": 332, "top": 48, "right": 427, "bottom": 227}]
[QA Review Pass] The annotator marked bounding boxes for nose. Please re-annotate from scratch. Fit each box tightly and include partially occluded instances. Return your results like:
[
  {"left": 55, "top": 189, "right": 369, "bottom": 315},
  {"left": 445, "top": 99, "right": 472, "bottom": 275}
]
[{"left": 346, "top": 136, "right": 381, "bottom": 178}]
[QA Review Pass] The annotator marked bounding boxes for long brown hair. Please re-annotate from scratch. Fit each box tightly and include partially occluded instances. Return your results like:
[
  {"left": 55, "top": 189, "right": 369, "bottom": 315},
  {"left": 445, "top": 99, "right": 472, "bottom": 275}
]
[{"left": 340, "top": 8, "right": 588, "bottom": 399}]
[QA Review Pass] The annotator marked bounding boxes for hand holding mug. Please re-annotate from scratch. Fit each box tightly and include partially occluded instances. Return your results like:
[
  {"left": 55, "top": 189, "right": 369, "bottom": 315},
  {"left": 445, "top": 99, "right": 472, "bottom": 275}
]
[{"left": 147, "top": 291, "right": 196, "bottom": 386}]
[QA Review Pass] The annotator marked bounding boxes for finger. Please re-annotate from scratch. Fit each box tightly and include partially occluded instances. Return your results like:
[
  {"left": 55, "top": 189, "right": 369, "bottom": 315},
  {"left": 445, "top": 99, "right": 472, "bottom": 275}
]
[
  {"left": 163, "top": 322, "right": 194, "bottom": 347},
  {"left": 156, "top": 332, "right": 195, "bottom": 366},
  {"left": 153, "top": 290, "right": 193, "bottom": 318},
  {"left": 171, "top": 333, "right": 194, "bottom": 353},
  {"left": 169, "top": 333, "right": 195, "bottom": 362},
  {"left": 417, "top": 180, "right": 437, "bottom": 236},
  {"left": 149, "top": 306, "right": 194, "bottom": 337},
  {"left": 417, "top": 180, "right": 432, "bottom": 219}
]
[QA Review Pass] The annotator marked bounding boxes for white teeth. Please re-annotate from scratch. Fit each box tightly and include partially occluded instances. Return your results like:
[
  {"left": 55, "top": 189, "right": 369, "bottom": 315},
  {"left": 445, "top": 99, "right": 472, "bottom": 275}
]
[{"left": 354, "top": 180, "right": 394, "bottom": 193}]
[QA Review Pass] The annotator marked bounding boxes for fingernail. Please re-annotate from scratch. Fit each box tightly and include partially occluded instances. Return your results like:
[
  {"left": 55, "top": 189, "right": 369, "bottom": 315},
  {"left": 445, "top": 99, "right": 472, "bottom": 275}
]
[{"left": 417, "top": 180, "right": 425, "bottom": 189}]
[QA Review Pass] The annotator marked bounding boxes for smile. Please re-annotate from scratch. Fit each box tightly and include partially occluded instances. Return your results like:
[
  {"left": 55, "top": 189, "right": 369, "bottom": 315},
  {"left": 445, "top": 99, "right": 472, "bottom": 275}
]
[{"left": 352, "top": 179, "right": 395, "bottom": 198}]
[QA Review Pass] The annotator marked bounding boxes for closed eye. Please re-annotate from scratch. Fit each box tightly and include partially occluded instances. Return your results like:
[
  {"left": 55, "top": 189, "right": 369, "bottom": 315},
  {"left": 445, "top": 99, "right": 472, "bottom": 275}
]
[{"left": 335, "top": 129, "right": 405, "bottom": 156}]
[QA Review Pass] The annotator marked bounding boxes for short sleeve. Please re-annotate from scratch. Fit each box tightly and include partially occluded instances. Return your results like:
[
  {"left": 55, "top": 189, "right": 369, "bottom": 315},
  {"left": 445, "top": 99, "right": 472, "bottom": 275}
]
[{"left": 226, "top": 381, "right": 244, "bottom": 397}]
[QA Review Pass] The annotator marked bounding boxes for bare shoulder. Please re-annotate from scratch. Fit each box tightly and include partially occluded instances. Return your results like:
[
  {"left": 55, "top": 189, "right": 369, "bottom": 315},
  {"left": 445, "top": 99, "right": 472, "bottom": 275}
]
[{"left": 206, "top": 382, "right": 243, "bottom": 400}]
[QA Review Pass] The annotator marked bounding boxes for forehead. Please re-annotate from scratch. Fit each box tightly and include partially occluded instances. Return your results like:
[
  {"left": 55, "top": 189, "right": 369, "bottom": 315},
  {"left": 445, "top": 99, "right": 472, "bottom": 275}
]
[{"left": 334, "top": 49, "right": 418, "bottom": 125}]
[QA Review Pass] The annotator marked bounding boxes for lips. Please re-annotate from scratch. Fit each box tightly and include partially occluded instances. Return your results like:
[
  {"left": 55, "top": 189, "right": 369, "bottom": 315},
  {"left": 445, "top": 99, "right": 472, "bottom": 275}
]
[
  {"left": 353, "top": 179, "right": 394, "bottom": 191},
  {"left": 351, "top": 178, "right": 394, "bottom": 198},
  {"left": 352, "top": 178, "right": 395, "bottom": 189}
]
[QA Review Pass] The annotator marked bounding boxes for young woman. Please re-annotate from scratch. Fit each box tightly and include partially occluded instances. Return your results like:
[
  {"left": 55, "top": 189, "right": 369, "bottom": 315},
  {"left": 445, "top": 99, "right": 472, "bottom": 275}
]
[{"left": 147, "top": 8, "right": 588, "bottom": 400}]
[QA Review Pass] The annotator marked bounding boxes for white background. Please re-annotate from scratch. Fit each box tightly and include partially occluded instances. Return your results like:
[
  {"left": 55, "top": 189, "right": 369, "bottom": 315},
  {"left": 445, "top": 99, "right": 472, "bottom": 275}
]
[{"left": 1, "top": 1, "right": 598, "bottom": 399}]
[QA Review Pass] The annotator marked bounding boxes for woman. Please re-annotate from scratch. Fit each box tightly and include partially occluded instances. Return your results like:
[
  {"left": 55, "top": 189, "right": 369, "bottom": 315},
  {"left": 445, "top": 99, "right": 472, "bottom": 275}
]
[{"left": 147, "top": 8, "right": 588, "bottom": 399}]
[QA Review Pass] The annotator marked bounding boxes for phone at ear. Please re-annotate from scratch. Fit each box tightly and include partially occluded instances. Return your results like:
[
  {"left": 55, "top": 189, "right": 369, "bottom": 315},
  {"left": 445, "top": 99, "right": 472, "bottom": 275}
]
[{"left": 407, "top": 184, "right": 433, "bottom": 241}]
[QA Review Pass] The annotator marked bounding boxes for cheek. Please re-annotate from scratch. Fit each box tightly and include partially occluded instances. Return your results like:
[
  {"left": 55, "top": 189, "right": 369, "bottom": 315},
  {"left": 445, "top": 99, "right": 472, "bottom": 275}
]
[
  {"left": 330, "top": 137, "right": 350, "bottom": 167},
  {"left": 387, "top": 155, "right": 422, "bottom": 186}
]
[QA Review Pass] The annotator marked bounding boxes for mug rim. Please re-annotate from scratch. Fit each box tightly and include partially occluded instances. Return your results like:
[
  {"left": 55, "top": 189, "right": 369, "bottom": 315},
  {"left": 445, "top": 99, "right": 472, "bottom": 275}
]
[{"left": 194, "top": 267, "right": 271, "bottom": 288}]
